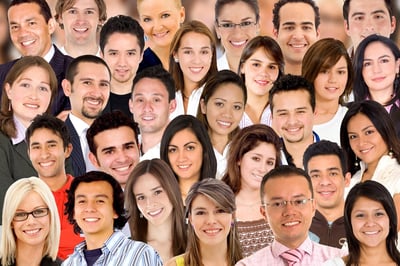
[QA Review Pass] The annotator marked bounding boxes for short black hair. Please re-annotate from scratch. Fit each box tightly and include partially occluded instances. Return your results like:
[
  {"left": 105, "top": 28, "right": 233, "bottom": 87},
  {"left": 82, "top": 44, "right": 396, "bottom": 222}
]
[
  {"left": 65, "top": 55, "right": 111, "bottom": 84},
  {"left": 303, "top": 140, "right": 348, "bottom": 176},
  {"left": 65, "top": 171, "right": 127, "bottom": 234},
  {"left": 9, "top": 0, "right": 52, "bottom": 22},
  {"left": 343, "top": 0, "right": 394, "bottom": 25},
  {"left": 100, "top": 15, "right": 145, "bottom": 54},
  {"left": 26, "top": 113, "right": 70, "bottom": 150}
]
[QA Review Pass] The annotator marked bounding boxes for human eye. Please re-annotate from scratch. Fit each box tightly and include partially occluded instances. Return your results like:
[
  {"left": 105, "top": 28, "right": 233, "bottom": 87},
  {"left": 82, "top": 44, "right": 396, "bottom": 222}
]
[
  {"left": 127, "top": 51, "right": 136, "bottom": 56},
  {"left": 269, "top": 201, "right": 283, "bottom": 208},
  {"left": 365, "top": 129, "right": 375, "bottom": 135},
  {"left": 186, "top": 145, "right": 196, "bottom": 151},
  {"left": 168, "top": 146, "right": 177, "bottom": 153},
  {"left": 96, "top": 199, "right": 105, "bottom": 204},
  {"left": 348, "top": 134, "right": 358, "bottom": 140},
  {"left": 329, "top": 171, "right": 339, "bottom": 177},
  {"left": 283, "top": 25, "right": 294, "bottom": 31},
  {"left": 233, "top": 104, "right": 243, "bottom": 111},
  {"left": 201, "top": 49, "right": 210, "bottom": 55},
  {"left": 338, "top": 70, "right": 347, "bottom": 75},
  {"left": 363, "top": 61, "right": 371, "bottom": 67},
  {"left": 302, "top": 25, "right": 312, "bottom": 31},
  {"left": 293, "top": 199, "right": 308, "bottom": 206},
  {"left": 240, "top": 21, "right": 253, "bottom": 28},
  {"left": 100, "top": 82, "right": 110, "bottom": 88},
  {"left": 216, "top": 208, "right": 227, "bottom": 214},
  {"left": 86, "top": 10, "right": 95, "bottom": 15},
  {"left": 251, "top": 156, "right": 261, "bottom": 162},
  {"left": 380, "top": 58, "right": 390, "bottom": 64},
  {"left": 20, "top": 82, "right": 30, "bottom": 88},
  {"left": 108, "top": 51, "right": 117, "bottom": 56},
  {"left": 251, "top": 62, "right": 261, "bottom": 68},
  {"left": 77, "top": 199, "right": 86, "bottom": 205},
  {"left": 183, "top": 50, "right": 192, "bottom": 55},
  {"left": 32, "top": 208, "right": 47, "bottom": 216},
  {"left": 154, "top": 189, "right": 163, "bottom": 196},
  {"left": 267, "top": 160, "right": 275, "bottom": 166},
  {"left": 194, "top": 210, "right": 205, "bottom": 215},
  {"left": 354, "top": 212, "right": 365, "bottom": 218},
  {"left": 10, "top": 24, "right": 19, "bottom": 31},
  {"left": 353, "top": 15, "right": 364, "bottom": 21},
  {"left": 220, "top": 22, "right": 234, "bottom": 29},
  {"left": 134, "top": 97, "right": 144, "bottom": 103},
  {"left": 268, "top": 64, "right": 278, "bottom": 70},
  {"left": 161, "top": 13, "right": 171, "bottom": 19},
  {"left": 136, "top": 195, "right": 145, "bottom": 201},
  {"left": 142, "top": 17, "right": 151, "bottom": 23},
  {"left": 277, "top": 111, "right": 288, "bottom": 117},
  {"left": 39, "top": 86, "right": 50, "bottom": 92},
  {"left": 214, "top": 101, "right": 224, "bottom": 107},
  {"left": 31, "top": 144, "right": 40, "bottom": 150},
  {"left": 28, "top": 21, "right": 37, "bottom": 27},
  {"left": 82, "top": 80, "right": 92, "bottom": 86},
  {"left": 311, "top": 174, "right": 320, "bottom": 179},
  {"left": 67, "top": 9, "right": 77, "bottom": 15},
  {"left": 48, "top": 142, "right": 57, "bottom": 148},
  {"left": 14, "top": 212, "right": 28, "bottom": 219}
]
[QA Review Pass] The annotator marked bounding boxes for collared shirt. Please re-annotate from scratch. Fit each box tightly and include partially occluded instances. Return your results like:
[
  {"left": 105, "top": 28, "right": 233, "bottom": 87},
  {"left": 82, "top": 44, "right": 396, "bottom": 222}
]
[
  {"left": 280, "top": 131, "right": 320, "bottom": 167},
  {"left": 239, "top": 105, "right": 272, "bottom": 129},
  {"left": 235, "top": 237, "right": 345, "bottom": 266},
  {"left": 68, "top": 114, "right": 96, "bottom": 171},
  {"left": 140, "top": 142, "right": 161, "bottom": 161},
  {"left": 11, "top": 115, "right": 26, "bottom": 145},
  {"left": 170, "top": 84, "right": 205, "bottom": 120},
  {"left": 43, "top": 45, "right": 55, "bottom": 63},
  {"left": 59, "top": 46, "right": 101, "bottom": 57},
  {"left": 62, "top": 231, "right": 163, "bottom": 266},
  {"left": 214, "top": 143, "right": 229, "bottom": 180},
  {"left": 217, "top": 52, "right": 230, "bottom": 71}
]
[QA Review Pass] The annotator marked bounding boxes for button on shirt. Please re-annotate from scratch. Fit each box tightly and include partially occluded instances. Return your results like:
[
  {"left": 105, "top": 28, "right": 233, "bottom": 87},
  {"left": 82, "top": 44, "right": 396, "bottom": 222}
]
[{"left": 62, "top": 230, "right": 163, "bottom": 266}]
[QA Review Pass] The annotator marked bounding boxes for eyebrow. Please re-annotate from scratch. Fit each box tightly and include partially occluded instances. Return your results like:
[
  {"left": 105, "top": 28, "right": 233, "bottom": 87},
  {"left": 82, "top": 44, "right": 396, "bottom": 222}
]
[
  {"left": 219, "top": 17, "right": 255, "bottom": 23},
  {"left": 30, "top": 139, "right": 58, "bottom": 146},
  {"left": 75, "top": 194, "right": 110, "bottom": 199},
  {"left": 363, "top": 55, "right": 392, "bottom": 61},
  {"left": 309, "top": 167, "right": 341, "bottom": 174},
  {"left": 282, "top": 21, "right": 314, "bottom": 26},
  {"left": 135, "top": 185, "right": 163, "bottom": 196},
  {"left": 100, "top": 141, "right": 136, "bottom": 153},
  {"left": 269, "top": 193, "right": 308, "bottom": 201},
  {"left": 180, "top": 46, "right": 211, "bottom": 50}
]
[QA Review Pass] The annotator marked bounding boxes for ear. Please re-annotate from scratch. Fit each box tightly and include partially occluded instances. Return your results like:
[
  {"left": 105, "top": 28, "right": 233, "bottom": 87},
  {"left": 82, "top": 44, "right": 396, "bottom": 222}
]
[
  {"left": 215, "top": 23, "right": 221, "bottom": 39},
  {"left": 169, "top": 99, "right": 177, "bottom": 114},
  {"left": 390, "top": 16, "right": 396, "bottom": 34},
  {"left": 344, "top": 172, "right": 351, "bottom": 187},
  {"left": 89, "top": 152, "right": 100, "bottom": 168},
  {"left": 64, "top": 143, "right": 73, "bottom": 158},
  {"left": 47, "top": 18, "right": 56, "bottom": 35},
  {"left": 62, "top": 79, "right": 72, "bottom": 96},
  {"left": 128, "top": 98, "right": 134, "bottom": 115},
  {"left": 344, "top": 20, "right": 351, "bottom": 36},
  {"left": 179, "top": 6, "right": 185, "bottom": 24},
  {"left": 4, "top": 83, "right": 12, "bottom": 98},
  {"left": 260, "top": 205, "right": 267, "bottom": 221},
  {"left": 395, "top": 58, "right": 400, "bottom": 74},
  {"left": 272, "top": 28, "right": 279, "bottom": 39},
  {"left": 200, "top": 99, "right": 206, "bottom": 114}
]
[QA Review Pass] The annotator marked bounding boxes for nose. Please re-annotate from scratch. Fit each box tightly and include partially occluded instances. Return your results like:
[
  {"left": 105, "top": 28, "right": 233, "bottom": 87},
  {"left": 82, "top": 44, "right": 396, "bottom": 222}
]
[
  {"left": 117, "top": 53, "right": 127, "bottom": 67},
  {"left": 206, "top": 212, "right": 217, "bottom": 224},
  {"left": 372, "top": 62, "right": 382, "bottom": 73},
  {"left": 319, "top": 174, "right": 332, "bottom": 186},
  {"left": 85, "top": 200, "right": 96, "bottom": 212},
  {"left": 143, "top": 100, "right": 153, "bottom": 112},
  {"left": 328, "top": 71, "right": 336, "bottom": 83},
  {"left": 40, "top": 146, "right": 50, "bottom": 158},
  {"left": 363, "top": 17, "right": 376, "bottom": 35}
]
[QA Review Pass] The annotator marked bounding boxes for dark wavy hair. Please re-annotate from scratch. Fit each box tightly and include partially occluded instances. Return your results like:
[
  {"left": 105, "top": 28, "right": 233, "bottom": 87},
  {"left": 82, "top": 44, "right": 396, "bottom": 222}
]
[{"left": 344, "top": 180, "right": 400, "bottom": 266}]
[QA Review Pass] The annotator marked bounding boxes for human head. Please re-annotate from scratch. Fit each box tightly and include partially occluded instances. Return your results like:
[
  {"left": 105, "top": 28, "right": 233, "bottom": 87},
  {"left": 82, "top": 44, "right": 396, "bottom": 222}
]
[
  {"left": 340, "top": 101, "right": 400, "bottom": 175},
  {"left": 8, "top": 0, "right": 56, "bottom": 57},
  {"left": 185, "top": 178, "right": 242, "bottom": 264},
  {"left": 197, "top": 70, "right": 247, "bottom": 140},
  {"left": 87, "top": 110, "right": 140, "bottom": 187},
  {"left": 260, "top": 166, "right": 315, "bottom": 248},
  {"left": 1, "top": 56, "right": 57, "bottom": 138},
  {"left": 223, "top": 124, "right": 281, "bottom": 194},
  {"left": 343, "top": 0, "right": 396, "bottom": 51},
  {"left": 353, "top": 34, "right": 400, "bottom": 102},
  {"left": 0, "top": 177, "right": 60, "bottom": 266},
  {"left": 125, "top": 158, "right": 187, "bottom": 255},
  {"left": 65, "top": 171, "right": 127, "bottom": 234},
  {"left": 0, "top": 0, "right": 12, "bottom": 63},
  {"left": 169, "top": 20, "right": 217, "bottom": 92},
  {"left": 160, "top": 115, "right": 217, "bottom": 181},
  {"left": 302, "top": 38, "right": 353, "bottom": 105},
  {"left": 100, "top": 15, "right": 145, "bottom": 54},
  {"left": 344, "top": 180, "right": 400, "bottom": 265}
]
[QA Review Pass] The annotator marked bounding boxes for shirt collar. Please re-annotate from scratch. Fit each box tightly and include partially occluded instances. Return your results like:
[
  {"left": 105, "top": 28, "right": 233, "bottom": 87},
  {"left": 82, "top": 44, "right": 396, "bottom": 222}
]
[
  {"left": 271, "top": 237, "right": 313, "bottom": 257},
  {"left": 69, "top": 113, "right": 90, "bottom": 137},
  {"left": 43, "top": 44, "right": 55, "bottom": 63},
  {"left": 11, "top": 115, "right": 27, "bottom": 145}
]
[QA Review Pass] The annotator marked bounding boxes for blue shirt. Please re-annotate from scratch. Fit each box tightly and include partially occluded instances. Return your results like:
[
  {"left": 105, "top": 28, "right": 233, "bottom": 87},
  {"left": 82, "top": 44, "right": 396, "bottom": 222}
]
[{"left": 62, "top": 231, "right": 162, "bottom": 266}]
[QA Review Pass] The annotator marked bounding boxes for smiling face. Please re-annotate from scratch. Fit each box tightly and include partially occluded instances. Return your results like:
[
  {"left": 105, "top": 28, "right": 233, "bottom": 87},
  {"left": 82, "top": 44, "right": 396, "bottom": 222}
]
[
  {"left": 5, "top": 66, "right": 52, "bottom": 128},
  {"left": 8, "top": 3, "right": 54, "bottom": 57},
  {"left": 313, "top": 56, "right": 349, "bottom": 103},
  {"left": 73, "top": 181, "right": 118, "bottom": 241},
  {"left": 240, "top": 47, "right": 280, "bottom": 97},
  {"left": 189, "top": 194, "right": 233, "bottom": 246},
  {"left": 133, "top": 173, "right": 173, "bottom": 226},
  {"left": 273, "top": 2, "right": 319, "bottom": 68},
  {"left": 89, "top": 126, "right": 139, "bottom": 189},
  {"left": 12, "top": 191, "right": 50, "bottom": 249},
  {"left": 175, "top": 31, "right": 213, "bottom": 89},
  {"left": 261, "top": 175, "right": 316, "bottom": 249},
  {"left": 200, "top": 83, "right": 245, "bottom": 139},
  {"left": 137, "top": 0, "right": 185, "bottom": 49},
  {"left": 350, "top": 196, "right": 389, "bottom": 249},
  {"left": 215, "top": 1, "right": 259, "bottom": 59},
  {"left": 28, "top": 128, "right": 72, "bottom": 180},
  {"left": 59, "top": 0, "right": 101, "bottom": 47},
  {"left": 347, "top": 113, "right": 388, "bottom": 170},
  {"left": 361, "top": 41, "right": 400, "bottom": 96},
  {"left": 167, "top": 128, "right": 203, "bottom": 182},
  {"left": 239, "top": 142, "right": 277, "bottom": 191}
]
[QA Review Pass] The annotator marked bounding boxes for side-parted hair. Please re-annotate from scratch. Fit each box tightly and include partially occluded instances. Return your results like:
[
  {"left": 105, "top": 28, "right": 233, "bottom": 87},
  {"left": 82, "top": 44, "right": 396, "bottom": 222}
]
[
  {"left": 9, "top": 0, "right": 53, "bottom": 22},
  {"left": 197, "top": 70, "right": 247, "bottom": 141},
  {"left": 100, "top": 15, "right": 144, "bottom": 54},
  {"left": 132, "top": 65, "right": 176, "bottom": 101},
  {"left": 125, "top": 159, "right": 187, "bottom": 256},
  {"left": 343, "top": 0, "right": 394, "bottom": 25},
  {"left": 26, "top": 113, "right": 71, "bottom": 149},
  {"left": 260, "top": 166, "right": 314, "bottom": 203},
  {"left": 0, "top": 56, "right": 57, "bottom": 138},
  {"left": 353, "top": 34, "right": 400, "bottom": 104},
  {"left": 344, "top": 180, "right": 400, "bottom": 266},
  {"left": 302, "top": 38, "right": 353, "bottom": 105},
  {"left": 137, "top": 0, "right": 182, "bottom": 10},
  {"left": 65, "top": 54, "right": 111, "bottom": 84},
  {"left": 160, "top": 115, "right": 217, "bottom": 181},
  {"left": 169, "top": 20, "right": 218, "bottom": 93},
  {"left": 269, "top": 74, "right": 316, "bottom": 113},
  {"left": 0, "top": 177, "right": 60, "bottom": 266},
  {"left": 222, "top": 124, "right": 281, "bottom": 194},
  {"left": 55, "top": 0, "right": 107, "bottom": 30},
  {"left": 86, "top": 110, "right": 139, "bottom": 156},
  {"left": 272, "top": 0, "right": 320, "bottom": 31},
  {"left": 340, "top": 101, "right": 400, "bottom": 175},
  {"left": 65, "top": 171, "right": 127, "bottom": 234},
  {"left": 215, "top": 0, "right": 260, "bottom": 23},
  {"left": 303, "top": 140, "right": 348, "bottom": 176},
  {"left": 185, "top": 178, "right": 242, "bottom": 265},
  {"left": 239, "top": 36, "right": 284, "bottom": 82}
]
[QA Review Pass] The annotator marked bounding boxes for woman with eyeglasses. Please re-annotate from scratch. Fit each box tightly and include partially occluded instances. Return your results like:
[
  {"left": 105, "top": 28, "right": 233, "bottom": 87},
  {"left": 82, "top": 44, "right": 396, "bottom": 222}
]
[
  {"left": 215, "top": 0, "right": 260, "bottom": 72},
  {"left": 0, "top": 177, "right": 61, "bottom": 266}
]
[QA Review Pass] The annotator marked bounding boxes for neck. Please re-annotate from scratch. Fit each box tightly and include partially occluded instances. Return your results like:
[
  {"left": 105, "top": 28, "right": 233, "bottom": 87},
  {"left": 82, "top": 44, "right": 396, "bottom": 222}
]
[
  {"left": 141, "top": 129, "right": 165, "bottom": 154},
  {"left": 39, "top": 173, "right": 68, "bottom": 191},
  {"left": 317, "top": 203, "right": 344, "bottom": 222},
  {"left": 209, "top": 131, "right": 229, "bottom": 155},
  {"left": 369, "top": 88, "right": 394, "bottom": 105},
  {"left": 15, "top": 242, "right": 45, "bottom": 266},
  {"left": 180, "top": 177, "right": 199, "bottom": 202},
  {"left": 358, "top": 244, "right": 394, "bottom": 264},
  {"left": 64, "top": 42, "right": 99, "bottom": 58},
  {"left": 314, "top": 100, "right": 339, "bottom": 125},
  {"left": 151, "top": 46, "right": 170, "bottom": 71},
  {"left": 284, "top": 135, "right": 314, "bottom": 168},
  {"left": 200, "top": 241, "right": 229, "bottom": 266},
  {"left": 226, "top": 53, "right": 241, "bottom": 72},
  {"left": 147, "top": 215, "right": 173, "bottom": 241},
  {"left": 85, "top": 229, "right": 114, "bottom": 250},
  {"left": 245, "top": 94, "right": 269, "bottom": 124},
  {"left": 284, "top": 62, "right": 302, "bottom": 75},
  {"left": 110, "top": 79, "right": 133, "bottom": 95}
]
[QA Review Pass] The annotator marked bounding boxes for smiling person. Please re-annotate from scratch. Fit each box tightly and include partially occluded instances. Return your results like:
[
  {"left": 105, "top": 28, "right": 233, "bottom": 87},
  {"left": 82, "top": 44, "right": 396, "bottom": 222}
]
[
  {"left": 272, "top": 0, "right": 320, "bottom": 75},
  {"left": 340, "top": 101, "right": 400, "bottom": 231},
  {"left": 222, "top": 124, "right": 281, "bottom": 257},
  {"left": 166, "top": 178, "right": 242, "bottom": 266},
  {"left": 169, "top": 20, "right": 217, "bottom": 118},
  {"left": 323, "top": 181, "right": 400, "bottom": 266},
  {"left": 87, "top": 110, "right": 140, "bottom": 189},
  {"left": 0, "top": 56, "right": 56, "bottom": 225},
  {"left": 197, "top": 70, "right": 246, "bottom": 179},
  {"left": 0, "top": 177, "right": 61, "bottom": 266},
  {"left": 160, "top": 115, "right": 217, "bottom": 202},
  {"left": 125, "top": 159, "right": 187, "bottom": 263},
  {"left": 55, "top": 0, "right": 107, "bottom": 58},
  {"left": 238, "top": 36, "right": 284, "bottom": 128},
  {"left": 137, "top": 0, "right": 185, "bottom": 71},
  {"left": 353, "top": 34, "right": 400, "bottom": 138},
  {"left": 63, "top": 171, "right": 163, "bottom": 265},
  {"left": 302, "top": 38, "right": 353, "bottom": 145},
  {"left": 236, "top": 166, "right": 344, "bottom": 265},
  {"left": 215, "top": 0, "right": 259, "bottom": 72}
]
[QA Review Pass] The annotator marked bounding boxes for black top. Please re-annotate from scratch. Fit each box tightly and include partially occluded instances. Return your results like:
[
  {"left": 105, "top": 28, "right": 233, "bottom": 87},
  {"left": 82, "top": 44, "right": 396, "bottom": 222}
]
[{"left": 8, "top": 256, "right": 62, "bottom": 266}]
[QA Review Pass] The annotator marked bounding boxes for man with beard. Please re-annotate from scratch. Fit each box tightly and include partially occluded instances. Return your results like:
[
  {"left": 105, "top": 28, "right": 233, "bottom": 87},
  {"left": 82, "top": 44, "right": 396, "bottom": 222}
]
[{"left": 62, "top": 55, "right": 111, "bottom": 176}]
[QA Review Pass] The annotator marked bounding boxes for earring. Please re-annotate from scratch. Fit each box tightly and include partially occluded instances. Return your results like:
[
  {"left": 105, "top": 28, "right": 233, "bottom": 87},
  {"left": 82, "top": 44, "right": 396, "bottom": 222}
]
[
  {"left": 8, "top": 102, "right": 11, "bottom": 112},
  {"left": 389, "top": 148, "right": 394, "bottom": 158},
  {"left": 174, "top": 57, "right": 179, "bottom": 63},
  {"left": 185, "top": 218, "right": 189, "bottom": 224},
  {"left": 354, "top": 155, "right": 359, "bottom": 167},
  {"left": 139, "top": 213, "right": 143, "bottom": 218}
]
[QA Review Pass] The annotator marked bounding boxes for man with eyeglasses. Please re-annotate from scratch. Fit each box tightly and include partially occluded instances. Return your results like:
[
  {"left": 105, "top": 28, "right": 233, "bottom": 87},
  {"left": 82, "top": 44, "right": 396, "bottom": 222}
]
[{"left": 236, "top": 166, "right": 345, "bottom": 265}]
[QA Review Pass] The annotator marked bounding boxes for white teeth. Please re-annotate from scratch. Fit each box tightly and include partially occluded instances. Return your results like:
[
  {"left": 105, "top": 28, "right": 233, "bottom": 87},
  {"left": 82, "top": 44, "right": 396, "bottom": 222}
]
[
  {"left": 148, "top": 209, "right": 162, "bottom": 216},
  {"left": 86, "top": 99, "right": 101, "bottom": 105},
  {"left": 189, "top": 67, "right": 203, "bottom": 73},
  {"left": 84, "top": 218, "right": 99, "bottom": 222},
  {"left": 231, "top": 40, "right": 246, "bottom": 46},
  {"left": 178, "top": 165, "right": 190, "bottom": 169},
  {"left": 284, "top": 221, "right": 299, "bottom": 227},
  {"left": 24, "top": 104, "right": 39, "bottom": 109},
  {"left": 154, "top": 32, "right": 168, "bottom": 38},
  {"left": 287, "top": 128, "right": 300, "bottom": 132},
  {"left": 218, "top": 121, "right": 232, "bottom": 127},
  {"left": 364, "top": 231, "right": 379, "bottom": 235},
  {"left": 204, "top": 229, "right": 220, "bottom": 234},
  {"left": 291, "top": 44, "right": 306, "bottom": 48},
  {"left": 255, "top": 80, "right": 268, "bottom": 86},
  {"left": 24, "top": 229, "right": 40, "bottom": 235},
  {"left": 74, "top": 28, "right": 88, "bottom": 32},
  {"left": 22, "top": 40, "right": 35, "bottom": 46},
  {"left": 142, "top": 116, "right": 155, "bottom": 121},
  {"left": 114, "top": 166, "right": 129, "bottom": 172},
  {"left": 39, "top": 161, "right": 53, "bottom": 167}
]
